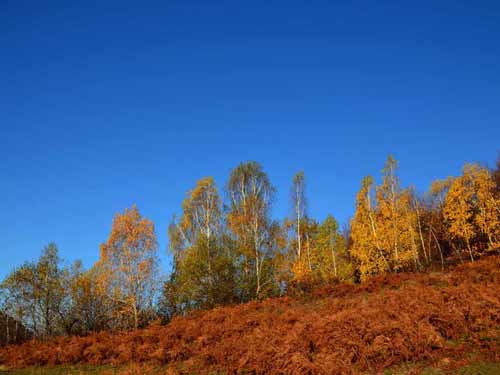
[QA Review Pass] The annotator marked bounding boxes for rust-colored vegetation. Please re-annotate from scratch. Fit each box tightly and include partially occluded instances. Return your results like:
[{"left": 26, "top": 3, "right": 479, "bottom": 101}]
[{"left": 1, "top": 256, "right": 499, "bottom": 374}]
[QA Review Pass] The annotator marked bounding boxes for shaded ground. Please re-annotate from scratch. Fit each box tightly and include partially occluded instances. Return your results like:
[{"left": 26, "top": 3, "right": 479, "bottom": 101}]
[
  {"left": 1, "top": 257, "right": 499, "bottom": 374},
  {"left": 1, "top": 361, "right": 500, "bottom": 375}
]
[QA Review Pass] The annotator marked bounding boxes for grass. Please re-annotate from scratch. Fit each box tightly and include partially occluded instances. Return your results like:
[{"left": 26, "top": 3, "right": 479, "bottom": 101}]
[
  {"left": 382, "top": 360, "right": 500, "bottom": 375},
  {"left": 1, "top": 361, "right": 499, "bottom": 375},
  {"left": 457, "top": 362, "right": 500, "bottom": 375}
]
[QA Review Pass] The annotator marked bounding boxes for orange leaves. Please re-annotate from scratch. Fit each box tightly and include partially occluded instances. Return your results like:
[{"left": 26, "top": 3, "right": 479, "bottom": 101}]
[
  {"left": 104, "top": 205, "right": 157, "bottom": 255},
  {"left": 2, "top": 256, "right": 500, "bottom": 374},
  {"left": 226, "top": 211, "right": 251, "bottom": 238},
  {"left": 97, "top": 204, "right": 159, "bottom": 329}
]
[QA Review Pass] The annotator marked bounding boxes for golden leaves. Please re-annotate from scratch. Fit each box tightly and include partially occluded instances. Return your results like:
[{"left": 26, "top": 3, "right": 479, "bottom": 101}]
[
  {"left": 443, "top": 163, "right": 500, "bottom": 258},
  {"left": 98, "top": 204, "right": 159, "bottom": 329}
]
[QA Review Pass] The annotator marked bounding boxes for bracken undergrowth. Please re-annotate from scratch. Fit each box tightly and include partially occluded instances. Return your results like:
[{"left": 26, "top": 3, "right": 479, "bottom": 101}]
[{"left": 1, "top": 257, "right": 499, "bottom": 374}]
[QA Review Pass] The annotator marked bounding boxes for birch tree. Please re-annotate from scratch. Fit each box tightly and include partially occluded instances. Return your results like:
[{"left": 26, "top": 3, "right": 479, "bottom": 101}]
[
  {"left": 315, "top": 215, "right": 352, "bottom": 281},
  {"left": 226, "top": 162, "right": 278, "bottom": 300},
  {"left": 166, "top": 177, "right": 236, "bottom": 312},
  {"left": 443, "top": 164, "right": 500, "bottom": 259},
  {"left": 376, "top": 156, "right": 418, "bottom": 271},
  {"left": 291, "top": 171, "right": 306, "bottom": 260},
  {"left": 350, "top": 176, "right": 389, "bottom": 279},
  {"left": 98, "top": 205, "right": 159, "bottom": 329},
  {"left": 468, "top": 164, "right": 500, "bottom": 250}
]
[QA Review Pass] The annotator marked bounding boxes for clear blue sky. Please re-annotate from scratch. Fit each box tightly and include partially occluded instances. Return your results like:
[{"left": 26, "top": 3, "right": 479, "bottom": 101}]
[{"left": 1, "top": 1, "right": 499, "bottom": 279}]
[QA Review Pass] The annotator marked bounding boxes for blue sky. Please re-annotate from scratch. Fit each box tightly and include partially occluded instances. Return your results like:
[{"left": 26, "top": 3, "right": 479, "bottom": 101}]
[{"left": 1, "top": 1, "right": 499, "bottom": 279}]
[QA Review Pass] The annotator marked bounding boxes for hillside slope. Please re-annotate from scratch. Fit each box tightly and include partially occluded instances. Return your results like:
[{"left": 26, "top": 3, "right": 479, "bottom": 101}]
[{"left": 1, "top": 257, "right": 499, "bottom": 374}]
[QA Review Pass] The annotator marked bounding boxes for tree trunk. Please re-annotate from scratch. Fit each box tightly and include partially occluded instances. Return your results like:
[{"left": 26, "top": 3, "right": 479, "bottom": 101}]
[
  {"left": 408, "top": 215, "right": 420, "bottom": 269},
  {"left": 331, "top": 239, "right": 337, "bottom": 277},
  {"left": 367, "top": 190, "right": 390, "bottom": 271},
  {"left": 133, "top": 303, "right": 139, "bottom": 330},
  {"left": 305, "top": 232, "right": 313, "bottom": 272},
  {"left": 297, "top": 192, "right": 302, "bottom": 259},
  {"left": 414, "top": 199, "right": 428, "bottom": 265},
  {"left": 466, "top": 239, "right": 474, "bottom": 262},
  {"left": 6, "top": 315, "right": 10, "bottom": 345},
  {"left": 429, "top": 227, "right": 444, "bottom": 271}
]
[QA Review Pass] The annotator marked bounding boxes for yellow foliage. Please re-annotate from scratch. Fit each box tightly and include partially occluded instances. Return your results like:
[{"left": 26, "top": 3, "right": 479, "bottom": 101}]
[
  {"left": 351, "top": 157, "right": 423, "bottom": 280},
  {"left": 291, "top": 257, "right": 311, "bottom": 282},
  {"left": 97, "top": 204, "right": 158, "bottom": 329},
  {"left": 443, "top": 164, "right": 500, "bottom": 259}
]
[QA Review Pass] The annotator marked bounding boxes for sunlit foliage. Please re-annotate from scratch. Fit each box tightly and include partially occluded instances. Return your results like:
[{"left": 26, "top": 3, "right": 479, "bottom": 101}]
[
  {"left": 2, "top": 153, "right": 500, "bottom": 345},
  {"left": 98, "top": 205, "right": 159, "bottom": 329}
]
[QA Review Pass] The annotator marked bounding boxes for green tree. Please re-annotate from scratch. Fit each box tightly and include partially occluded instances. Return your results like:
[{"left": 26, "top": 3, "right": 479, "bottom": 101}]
[
  {"left": 165, "top": 177, "right": 236, "bottom": 314},
  {"left": 226, "top": 162, "right": 280, "bottom": 300},
  {"left": 315, "top": 215, "right": 352, "bottom": 282},
  {"left": 0, "top": 243, "right": 68, "bottom": 338}
]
